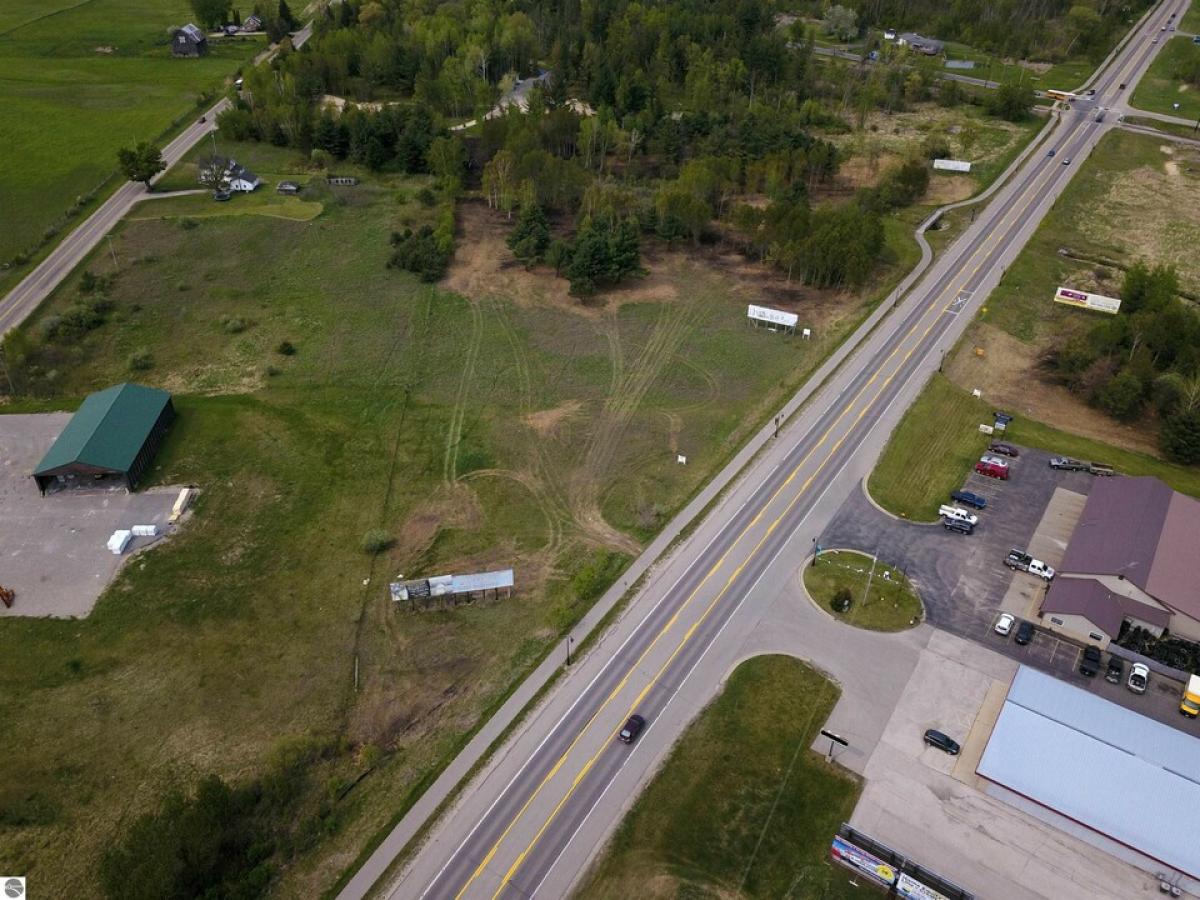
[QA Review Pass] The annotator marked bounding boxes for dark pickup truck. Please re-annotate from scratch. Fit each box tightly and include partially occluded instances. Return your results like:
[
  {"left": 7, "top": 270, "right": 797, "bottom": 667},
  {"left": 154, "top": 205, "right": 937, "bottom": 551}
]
[
  {"left": 1049, "top": 457, "right": 1114, "bottom": 476},
  {"left": 1080, "top": 645, "right": 1103, "bottom": 677}
]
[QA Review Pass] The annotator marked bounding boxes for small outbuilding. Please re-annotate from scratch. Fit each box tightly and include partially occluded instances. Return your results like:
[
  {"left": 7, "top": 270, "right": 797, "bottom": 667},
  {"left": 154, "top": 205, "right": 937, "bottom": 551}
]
[
  {"left": 276, "top": 180, "right": 301, "bottom": 194},
  {"left": 172, "top": 23, "right": 208, "bottom": 57},
  {"left": 242, "top": 14, "right": 263, "bottom": 32},
  {"left": 32, "top": 383, "right": 176, "bottom": 494}
]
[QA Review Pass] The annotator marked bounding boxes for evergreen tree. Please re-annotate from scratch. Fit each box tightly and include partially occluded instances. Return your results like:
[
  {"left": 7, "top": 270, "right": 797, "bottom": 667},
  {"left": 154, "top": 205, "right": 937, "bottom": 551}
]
[
  {"left": 1161, "top": 410, "right": 1200, "bottom": 464},
  {"left": 507, "top": 204, "right": 552, "bottom": 267}
]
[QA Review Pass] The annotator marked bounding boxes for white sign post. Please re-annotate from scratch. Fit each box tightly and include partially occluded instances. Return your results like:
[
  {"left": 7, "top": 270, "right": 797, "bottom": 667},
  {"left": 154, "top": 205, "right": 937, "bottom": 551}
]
[{"left": 747, "top": 304, "right": 798, "bottom": 334}]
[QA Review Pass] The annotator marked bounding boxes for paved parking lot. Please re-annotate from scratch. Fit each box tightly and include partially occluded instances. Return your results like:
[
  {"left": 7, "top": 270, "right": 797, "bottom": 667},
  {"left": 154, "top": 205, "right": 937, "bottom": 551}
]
[
  {"left": 0, "top": 413, "right": 179, "bottom": 618},
  {"left": 850, "top": 631, "right": 1167, "bottom": 900},
  {"left": 822, "top": 445, "right": 1195, "bottom": 733}
]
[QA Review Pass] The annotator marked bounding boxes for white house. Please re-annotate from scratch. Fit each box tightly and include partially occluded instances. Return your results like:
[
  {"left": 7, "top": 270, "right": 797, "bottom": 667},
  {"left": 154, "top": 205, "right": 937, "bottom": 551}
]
[{"left": 227, "top": 163, "right": 261, "bottom": 192}]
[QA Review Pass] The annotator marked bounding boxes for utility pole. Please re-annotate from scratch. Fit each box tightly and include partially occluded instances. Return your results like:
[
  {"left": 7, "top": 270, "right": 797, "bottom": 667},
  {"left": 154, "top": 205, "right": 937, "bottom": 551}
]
[{"left": 106, "top": 234, "right": 118, "bottom": 271}]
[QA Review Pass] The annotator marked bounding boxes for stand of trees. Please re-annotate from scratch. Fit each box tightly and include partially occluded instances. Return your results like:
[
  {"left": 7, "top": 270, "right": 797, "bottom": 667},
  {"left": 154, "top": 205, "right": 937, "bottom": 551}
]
[{"left": 1045, "top": 261, "right": 1200, "bottom": 462}]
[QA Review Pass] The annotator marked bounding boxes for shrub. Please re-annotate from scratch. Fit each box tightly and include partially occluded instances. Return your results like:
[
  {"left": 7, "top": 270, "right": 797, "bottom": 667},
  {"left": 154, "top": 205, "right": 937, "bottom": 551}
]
[
  {"left": 179, "top": 217, "right": 199, "bottom": 230},
  {"left": 360, "top": 529, "right": 393, "bottom": 554},
  {"left": 570, "top": 550, "right": 629, "bottom": 603},
  {"left": 416, "top": 187, "right": 436, "bottom": 207},
  {"left": 128, "top": 349, "right": 154, "bottom": 371},
  {"left": 221, "top": 316, "right": 248, "bottom": 334},
  {"left": 276, "top": 340, "right": 296, "bottom": 356},
  {"left": 831, "top": 587, "right": 853, "bottom": 613},
  {"left": 388, "top": 225, "right": 452, "bottom": 282}
]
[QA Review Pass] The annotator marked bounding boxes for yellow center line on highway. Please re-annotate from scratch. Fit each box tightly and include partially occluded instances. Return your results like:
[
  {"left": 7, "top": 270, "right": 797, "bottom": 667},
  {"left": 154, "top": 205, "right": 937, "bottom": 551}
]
[{"left": 456, "top": 105, "right": 1083, "bottom": 900}]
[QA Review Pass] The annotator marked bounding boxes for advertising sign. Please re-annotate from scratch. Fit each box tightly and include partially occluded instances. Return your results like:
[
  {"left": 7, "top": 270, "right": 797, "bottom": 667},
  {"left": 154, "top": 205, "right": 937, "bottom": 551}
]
[
  {"left": 747, "top": 304, "right": 798, "bottom": 328},
  {"left": 830, "top": 835, "right": 898, "bottom": 888},
  {"left": 896, "top": 872, "right": 953, "bottom": 900},
  {"left": 933, "top": 159, "right": 972, "bottom": 172},
  {"left": 1053, "top": 286, "right": 1121, "bottom": 315}
]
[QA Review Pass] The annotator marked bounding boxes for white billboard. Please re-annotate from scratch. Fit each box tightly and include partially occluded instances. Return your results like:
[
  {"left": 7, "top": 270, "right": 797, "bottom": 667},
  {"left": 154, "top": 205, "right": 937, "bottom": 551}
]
[
  {"left": 933, "top": 159, "right": 972, "bottom": 172},
  {"left": 747, "top": 304, "right": 798, "bottom": 328},
  {"left": 1053, "top": 286, "right": 1121, "bottom": 315}
]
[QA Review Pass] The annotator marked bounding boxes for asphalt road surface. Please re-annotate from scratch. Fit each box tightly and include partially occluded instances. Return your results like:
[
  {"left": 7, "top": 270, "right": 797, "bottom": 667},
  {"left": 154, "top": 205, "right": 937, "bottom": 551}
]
[
  {"left": 368, "top": 4, "right": 1189, "bottom": 898},
  {"left": 0, "top": 23, "right": 311, "bottom": 338}
]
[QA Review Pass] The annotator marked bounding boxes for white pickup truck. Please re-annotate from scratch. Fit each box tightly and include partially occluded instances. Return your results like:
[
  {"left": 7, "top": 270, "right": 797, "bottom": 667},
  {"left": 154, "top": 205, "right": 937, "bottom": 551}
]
[
  {"left": 1005, "top": 549, "right": 1055, "bottom": 580},
  {"left": 939, "top": 504, "right": 979, "bottom": 526}
]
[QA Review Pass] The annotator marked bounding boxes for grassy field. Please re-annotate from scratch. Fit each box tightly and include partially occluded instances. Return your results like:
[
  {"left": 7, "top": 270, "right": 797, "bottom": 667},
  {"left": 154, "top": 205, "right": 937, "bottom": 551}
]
[
  {"left": 578, "top": 656, "right": 866, "bottom": 900},
  {"left": 869, "top": 375, "right": 1200, "bottom": 520},
  {"left": 1130, "top": 37, "right": 1200, "bottom": 120},
  {"left": 0, "top": 0, "right": 263, "bottom": 277},
  {"left": 0, "top": 133, "right": 919, "bottom": 896},
  {"left": 1183, "top": 5, "right": 1200, "bottom": 35},
  {"left": 804, "top": 550, "right": 923, "bottom": 630}
]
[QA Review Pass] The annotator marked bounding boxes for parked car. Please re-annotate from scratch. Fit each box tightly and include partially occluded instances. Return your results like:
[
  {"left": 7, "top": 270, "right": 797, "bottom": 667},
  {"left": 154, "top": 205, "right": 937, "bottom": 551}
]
[
  {"left": 995, "top": 613, "right": 1016, "bottom": 636},
  {"left": 951, "top": 490, "right": 987, "bottom": 509},
  {"left": 939, "top": 505, "right": 978, "bottom": 526},
  {"left": 975, "top": 457, "right": 1010, "bottom": 480},
  {"left": 980, "top": 454, "right": 1009, "bottom": 468},
  {"left": 1050, "top": 456, "right": 1087, "bottom": 471},
  {"left": 213, "top": 190, "right": 232, "bottom": 202},
  {"left": 1080, "top": 645, "right": 1102, "bottom": 677},
  {"left": 923, "top": 729, "right": 960, "bottom": 755},
  {"left": 943, "top": 518, "right": 974, "bottom": 535},
  {"left": 618, "top": 714, "right": 645, "bottom": 744},
  {"left": 988, "top": 441, "right": 1019, "bottom": 457},
  {"left": 1015, "top": 621, "right": 1035, "bottom": 645},
  {"left": 1105, "top": 657, "right": 1124, "bottom": 684},
  {"left": 1128, "top": 662, "right": 1149, "bottom": 694}
]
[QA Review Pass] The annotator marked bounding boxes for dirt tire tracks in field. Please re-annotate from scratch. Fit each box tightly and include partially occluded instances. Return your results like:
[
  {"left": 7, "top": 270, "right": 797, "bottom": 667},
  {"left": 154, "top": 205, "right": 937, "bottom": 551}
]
[
  {"left": 460, "top": 467, "right": 564, "bottom": 557},
  {"left": 485, "top": 299, "right": 574, "bottom": 556},
  {"left": 572, "top": 303, "right": 693, "bottom": 555},
  {"left": 443, "top": 298, "right": 484, "bottom": 484}
]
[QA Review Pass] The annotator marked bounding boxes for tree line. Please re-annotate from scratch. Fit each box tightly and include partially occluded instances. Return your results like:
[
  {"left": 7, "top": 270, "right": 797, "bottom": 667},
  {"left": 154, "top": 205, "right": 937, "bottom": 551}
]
[{"left": 1045, "top": 262, "right": 1200, "bottom": 463}]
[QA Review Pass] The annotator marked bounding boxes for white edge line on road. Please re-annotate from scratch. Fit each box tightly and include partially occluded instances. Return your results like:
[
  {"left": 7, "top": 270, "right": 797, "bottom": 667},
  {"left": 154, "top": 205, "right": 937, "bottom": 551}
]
[
  {"left": 415, "top": 483, "right": 761, "bottom": 899},
  {"left": 527, "top": 432, "right": 860, "bottom": 900},
  {"left": 525, "top": 188, "right": 1018, "bottom": 898}
]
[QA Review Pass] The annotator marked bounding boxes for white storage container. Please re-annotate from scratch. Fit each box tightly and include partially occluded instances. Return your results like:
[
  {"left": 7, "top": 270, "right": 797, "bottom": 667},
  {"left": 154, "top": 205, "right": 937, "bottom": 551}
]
[{"left": 108, "top": 530, "right": 133, "bottom": 555}]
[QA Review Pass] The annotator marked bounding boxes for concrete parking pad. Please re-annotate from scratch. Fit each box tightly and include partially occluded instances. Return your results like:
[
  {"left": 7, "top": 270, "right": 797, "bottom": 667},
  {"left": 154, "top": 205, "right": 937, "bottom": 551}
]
[
  {"left": 851, "top": 631, "right": 1161, "bottom": 900},
  {"left": 0, "top": 413, "right": 179, "bottom": 618},
  {"left": 1026, "top": 487, "right": 1085, "bottom": 568}
]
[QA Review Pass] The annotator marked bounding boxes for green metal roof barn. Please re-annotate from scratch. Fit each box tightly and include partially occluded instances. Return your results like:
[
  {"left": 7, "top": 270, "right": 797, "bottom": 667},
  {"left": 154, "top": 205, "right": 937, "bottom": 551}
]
[{"left": 32, "top": 383, "right": 176, "bottom": 494}]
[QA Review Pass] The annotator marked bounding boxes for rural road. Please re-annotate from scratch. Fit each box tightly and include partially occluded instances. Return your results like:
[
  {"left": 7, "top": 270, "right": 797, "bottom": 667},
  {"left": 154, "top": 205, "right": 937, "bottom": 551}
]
[
  {"left": 0, "top": 23, "right": 311, "bottom": 338},
  {"left": 810, "top": 44, "right": 1002, "bottom": 88},
  {"left": 355, "top": 2, "right": 1189, "bottom": 899}
]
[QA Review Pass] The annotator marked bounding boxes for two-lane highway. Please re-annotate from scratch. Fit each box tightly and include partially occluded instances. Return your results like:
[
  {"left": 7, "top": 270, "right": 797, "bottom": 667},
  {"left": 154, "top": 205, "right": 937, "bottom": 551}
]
[{"left": 360, "top": 4, "right": 1190, "bottom": 898}]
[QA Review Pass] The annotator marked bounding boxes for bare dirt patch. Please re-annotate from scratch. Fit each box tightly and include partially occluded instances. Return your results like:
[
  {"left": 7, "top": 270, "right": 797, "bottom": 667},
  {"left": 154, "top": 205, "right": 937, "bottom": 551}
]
[
  {"left": 924, "top": 173, "right": 976, "bottom": 204},
  {"left": 947, "top": 323, "right": 1160, "bottom": 455},
  {"left": 524, "top": 399, "right": 583, "bottom": 436},
  {"left": 390, "top": 482, "right": 484, "bottom": 569}
]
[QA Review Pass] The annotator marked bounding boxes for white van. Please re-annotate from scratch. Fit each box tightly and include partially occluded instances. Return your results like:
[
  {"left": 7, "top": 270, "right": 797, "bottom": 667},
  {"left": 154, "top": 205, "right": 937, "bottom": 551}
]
[{"left": 938, "top": 505, "right": 979, "bottom": 526}]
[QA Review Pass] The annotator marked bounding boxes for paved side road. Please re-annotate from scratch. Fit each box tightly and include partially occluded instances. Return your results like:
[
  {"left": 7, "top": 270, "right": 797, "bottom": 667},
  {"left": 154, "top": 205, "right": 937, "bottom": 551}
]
[{"left": 0, "top": 23, "right": 311, "bottom": 338}]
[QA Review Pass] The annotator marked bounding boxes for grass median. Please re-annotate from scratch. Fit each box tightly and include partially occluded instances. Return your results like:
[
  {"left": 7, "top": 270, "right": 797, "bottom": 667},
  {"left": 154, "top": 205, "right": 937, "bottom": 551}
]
[
  {"left": 804, "top": 550, "right": 922, "bottom": 631},
  {"left": 1130, "top": 36, "right": 1200, "bottom": 121},
  {"left": 868, "top": 374, "right": 1200, "bottom": 520},
  {"left": 578, "top": 655, "right": 866, "bottom": 900}
]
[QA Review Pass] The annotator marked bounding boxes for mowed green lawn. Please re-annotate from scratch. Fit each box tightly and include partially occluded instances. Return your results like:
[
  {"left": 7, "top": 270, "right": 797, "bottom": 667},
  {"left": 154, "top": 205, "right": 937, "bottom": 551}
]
[
  {"left": 869, "top": 374, "right": 1200, "bottom": 520},
  {"left": 804, "top": 550, "right": 923, "bottom": 631},
  {"left": 0, "top": 140, "right": 900, "bottom": 895},
  {"left": 579, "top": 656, "right": 866, "bottom": 900},
  {"left": 0, "top": 0, "right": 262, "bottom": 270},
  {"left": 1130, "top": 36, "right": 1200, "bottom": 120}
]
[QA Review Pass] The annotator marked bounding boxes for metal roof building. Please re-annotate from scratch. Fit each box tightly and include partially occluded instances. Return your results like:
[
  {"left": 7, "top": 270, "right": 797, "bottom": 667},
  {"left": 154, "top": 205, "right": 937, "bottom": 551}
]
[
  {"left": 33, "top": 383, "right": 175, "bottom": 494},
  {"left": 977, "top": 667, "right": 1200, "bottom": 879}
]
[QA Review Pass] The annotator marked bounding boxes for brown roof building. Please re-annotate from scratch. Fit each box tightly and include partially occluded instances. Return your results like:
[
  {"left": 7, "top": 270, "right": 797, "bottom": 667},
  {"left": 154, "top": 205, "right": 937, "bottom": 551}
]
[{"left": 1043, "top": 476, "right": 1200, "bottom": 645}]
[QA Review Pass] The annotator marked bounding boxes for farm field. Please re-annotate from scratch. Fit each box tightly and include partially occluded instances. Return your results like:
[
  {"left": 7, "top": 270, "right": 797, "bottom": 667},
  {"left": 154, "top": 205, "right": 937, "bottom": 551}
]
[
  {"left": 578, "top": 655, "right": 865, "bottom": 900},
  {"left": 0, "top": 137, "right": 919, "bottom": 895},
  {"left": 1130, "top": 36, "right": 1200, "bottom": 120},
  {"left": 0, "top": 0, "right": 262, "bottom": 282},
  {"left": 939, "top": 128, "right": 1200, "bottom": 455},
  {"left": 868, "top": 375, "right": 1200, "bottom": 521}
]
